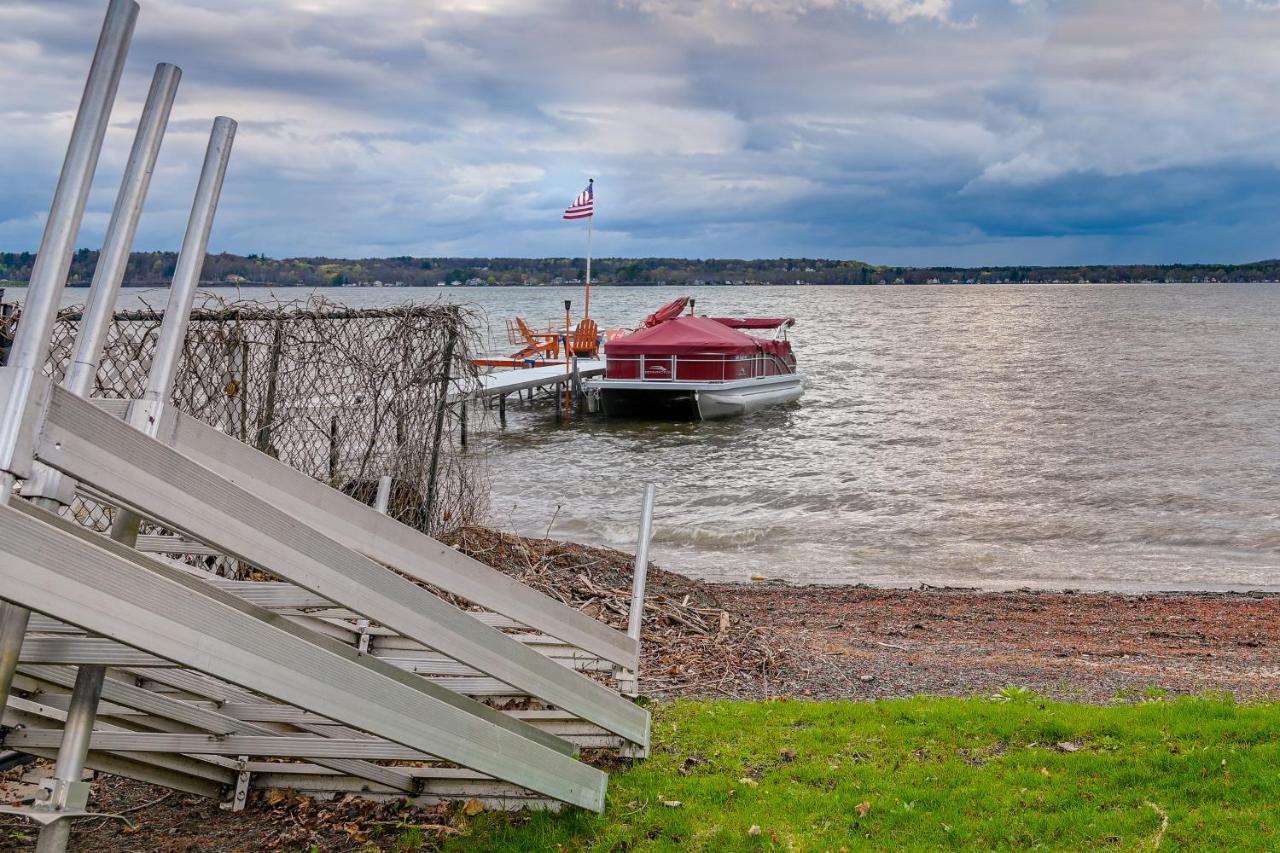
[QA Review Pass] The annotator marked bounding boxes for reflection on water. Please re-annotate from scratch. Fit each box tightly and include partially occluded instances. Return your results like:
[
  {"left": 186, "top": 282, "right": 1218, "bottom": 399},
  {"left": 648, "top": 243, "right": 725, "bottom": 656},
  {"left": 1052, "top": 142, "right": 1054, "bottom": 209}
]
[{"left": 19, "top": 282, "right": 1280, "bottom": 590}]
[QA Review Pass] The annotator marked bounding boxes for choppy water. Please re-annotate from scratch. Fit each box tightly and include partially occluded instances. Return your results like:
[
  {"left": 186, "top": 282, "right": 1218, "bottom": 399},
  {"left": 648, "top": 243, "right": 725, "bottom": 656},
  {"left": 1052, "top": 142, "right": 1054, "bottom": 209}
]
[{"left": 15, "top": 282, "right": 1280, "bottom": 590}]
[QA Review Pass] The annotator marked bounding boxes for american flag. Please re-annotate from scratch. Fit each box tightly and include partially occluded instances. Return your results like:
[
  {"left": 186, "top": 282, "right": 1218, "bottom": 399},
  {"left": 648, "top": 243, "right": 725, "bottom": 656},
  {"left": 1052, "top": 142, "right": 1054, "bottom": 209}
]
[{"left": 563, "top": 179, "right": 594, "bottom": 219}]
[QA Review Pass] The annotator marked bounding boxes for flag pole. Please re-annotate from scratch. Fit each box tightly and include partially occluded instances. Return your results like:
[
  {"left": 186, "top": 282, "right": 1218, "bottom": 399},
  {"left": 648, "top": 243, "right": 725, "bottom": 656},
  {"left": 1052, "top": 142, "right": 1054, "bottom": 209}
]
[{"left": 584, "top": 178, "right": 593, "bottom": 320}]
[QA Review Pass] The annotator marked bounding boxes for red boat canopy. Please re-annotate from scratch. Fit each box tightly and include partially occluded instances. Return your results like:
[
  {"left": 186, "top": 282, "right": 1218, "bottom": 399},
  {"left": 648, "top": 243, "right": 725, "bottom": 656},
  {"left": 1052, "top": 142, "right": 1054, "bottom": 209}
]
[
  {"left": 708, "top": 317, "right": 795, "bottom": 330},
  {"left": 643, "top": 296, "right": 690, "bottom": 327},
  {"left": 605, "top": 315, "right": 761, "bottom": 356}
]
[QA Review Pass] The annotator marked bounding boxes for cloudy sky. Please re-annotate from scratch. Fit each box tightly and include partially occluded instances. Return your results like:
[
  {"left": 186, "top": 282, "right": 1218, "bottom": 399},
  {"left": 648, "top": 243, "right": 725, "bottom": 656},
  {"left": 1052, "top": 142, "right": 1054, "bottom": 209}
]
[{"left": 2, "top": 0, "right": 1279, "bottom": 264}]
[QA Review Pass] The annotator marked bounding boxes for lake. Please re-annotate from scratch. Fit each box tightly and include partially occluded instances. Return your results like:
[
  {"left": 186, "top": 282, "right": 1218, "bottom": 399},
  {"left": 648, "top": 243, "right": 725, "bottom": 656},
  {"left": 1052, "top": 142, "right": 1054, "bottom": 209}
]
[{"left": 11, "top": 282, "right": 1280, "bottom": 591}]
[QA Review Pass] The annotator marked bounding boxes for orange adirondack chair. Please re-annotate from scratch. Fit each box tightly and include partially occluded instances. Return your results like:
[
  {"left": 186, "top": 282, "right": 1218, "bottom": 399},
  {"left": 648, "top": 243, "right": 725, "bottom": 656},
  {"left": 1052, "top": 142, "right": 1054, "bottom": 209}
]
[
  {"left": 571, "top": 318, "right": 600, "bottom": 358},
  {"left": 510, "top": 316, "right": 559, "bottom": 360}
]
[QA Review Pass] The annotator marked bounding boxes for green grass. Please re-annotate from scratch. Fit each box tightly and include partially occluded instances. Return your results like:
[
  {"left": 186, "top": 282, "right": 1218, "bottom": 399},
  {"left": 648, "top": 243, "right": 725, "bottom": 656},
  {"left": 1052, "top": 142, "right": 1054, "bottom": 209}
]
[{"left": 443, "top": 694, "right": 1280, "bottom": 851}]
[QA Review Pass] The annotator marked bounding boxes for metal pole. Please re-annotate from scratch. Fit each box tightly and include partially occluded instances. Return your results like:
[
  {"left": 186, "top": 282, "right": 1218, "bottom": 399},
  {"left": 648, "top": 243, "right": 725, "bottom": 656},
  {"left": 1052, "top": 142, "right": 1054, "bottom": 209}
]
[
  {"left": 33, "top": 666, "right": 106, "bottom": 853},
  {"left": 143, "top": 116, "right": 237, "bottom": 404},
  {"left": 0, "top": 0, "right": 137, "bottom": 751},
  {"left": 618, "top": 483, "right": 656, "bottom": 697},
  {"left": 373, "top": 474, "right": 393, "bottom": 514},
  {"left": 0, "top": 601, "right": 29, "bottom": 713},
  {"left": 2, "top": 0, "right": 137, "bottom": 379},
  {"left": 571, "top": 356, "right": 582, "bottom": 412},
  {"left": 64, "top": 62, "right": 181, "bottom": 397},
  {"left": 584, "top": 196, "right": 593, "bottom": 320},
  {"left": 22, "top": 62, "right": 182, "bottom": 505}
]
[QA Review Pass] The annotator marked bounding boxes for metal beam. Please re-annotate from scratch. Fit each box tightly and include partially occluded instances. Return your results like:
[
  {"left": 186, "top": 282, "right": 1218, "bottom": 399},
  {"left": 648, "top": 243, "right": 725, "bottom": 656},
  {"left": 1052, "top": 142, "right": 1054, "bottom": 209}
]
[
  {"left": 0, "top": 504, "right": 608, "bottom": 810},
  {"left": 17, "top": 748, "right": 224, "bottom": 800},
  {"left": 7, "top": 732, "right": 438, "bottom": 761},
  {"left": 18, "top": 665, "right": 418, "bottom": 794},
  {"left": 4, "top": 699, "right": 233, "bottom": 795},
  {"left": 19, "top": 638, "right": 169, "bottom": 667}
]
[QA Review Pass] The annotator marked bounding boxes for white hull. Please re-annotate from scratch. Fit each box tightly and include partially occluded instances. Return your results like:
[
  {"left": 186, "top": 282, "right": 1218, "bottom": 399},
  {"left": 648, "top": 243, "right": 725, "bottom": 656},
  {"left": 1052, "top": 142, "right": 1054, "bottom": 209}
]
[
  {"left": 694, "top": 373, "right": 804, "bottom": 419},
  {"left": 587, "top": 372, "right": 804, "bottom": 420}
]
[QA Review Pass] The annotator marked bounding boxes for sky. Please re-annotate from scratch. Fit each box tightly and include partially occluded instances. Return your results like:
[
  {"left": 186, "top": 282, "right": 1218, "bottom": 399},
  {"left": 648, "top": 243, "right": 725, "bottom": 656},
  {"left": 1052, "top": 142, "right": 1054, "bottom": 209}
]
[{"left": 1, "top": 0, "right": 1279, "bottom": 265}]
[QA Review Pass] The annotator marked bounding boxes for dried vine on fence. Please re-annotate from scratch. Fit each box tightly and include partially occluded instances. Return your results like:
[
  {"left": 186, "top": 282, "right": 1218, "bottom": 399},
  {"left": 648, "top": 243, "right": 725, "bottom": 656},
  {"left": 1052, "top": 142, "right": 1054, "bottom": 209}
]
[{"left": 29, "top": 295, "right": 485, "bottom": 570}]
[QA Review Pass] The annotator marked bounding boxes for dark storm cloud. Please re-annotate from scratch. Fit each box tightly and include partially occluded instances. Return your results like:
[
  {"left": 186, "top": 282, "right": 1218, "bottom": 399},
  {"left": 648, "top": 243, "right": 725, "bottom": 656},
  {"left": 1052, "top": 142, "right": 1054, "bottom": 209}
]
[{"left": 1, "top": 0, "right": 1277, "bottom": 263}]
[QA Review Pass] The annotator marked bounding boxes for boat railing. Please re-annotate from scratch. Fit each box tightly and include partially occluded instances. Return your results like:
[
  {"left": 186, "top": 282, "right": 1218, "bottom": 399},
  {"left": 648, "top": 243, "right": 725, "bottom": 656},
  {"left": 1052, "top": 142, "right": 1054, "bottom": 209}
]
[{"left": 606, "top": 352, "right": 794, "bottom": 383}]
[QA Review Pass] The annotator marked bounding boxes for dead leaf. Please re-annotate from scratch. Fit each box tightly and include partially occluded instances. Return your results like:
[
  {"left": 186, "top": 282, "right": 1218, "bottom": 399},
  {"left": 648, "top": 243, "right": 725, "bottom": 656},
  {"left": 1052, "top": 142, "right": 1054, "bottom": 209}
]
[
  {"left": 719, "top": 611, "right": 731, "bottom": 633},
  {"left": 462, "top": 799, "right": 484, "bottom": 816},
  {"left": 660, "top": 798, "right": 683, "bottom": 808},
  {"left": 855, "top": 801, "right": 871, "bottom": 817},
  {"left": 1056, "top": 742, "right": 1081, "bottom": 753},
  {"left": 1040, "top": 767, "right": 1050, "bottom": 777},
  {"left": 750, "top": 574, "right": 767, "bottom": 581},
  {"left": 738, "top": 777, "right": 759, "bottom": 788},
  {"left": 748, "top": 824, "right": 762, "bottom": 837}
]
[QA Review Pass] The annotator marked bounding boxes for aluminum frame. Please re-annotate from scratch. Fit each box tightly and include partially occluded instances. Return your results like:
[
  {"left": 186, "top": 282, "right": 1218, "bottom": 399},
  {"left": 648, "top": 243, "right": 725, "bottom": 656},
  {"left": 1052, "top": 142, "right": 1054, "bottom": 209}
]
[{"left": 0, "top": 504, "right": 608, "bottom": 810}]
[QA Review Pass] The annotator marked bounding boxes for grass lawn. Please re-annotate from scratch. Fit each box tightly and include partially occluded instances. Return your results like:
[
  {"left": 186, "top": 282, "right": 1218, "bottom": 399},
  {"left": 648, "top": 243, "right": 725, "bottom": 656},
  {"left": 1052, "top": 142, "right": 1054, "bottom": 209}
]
[{"left": 445, "top": 692, "right": 1280, "bottom": 851}]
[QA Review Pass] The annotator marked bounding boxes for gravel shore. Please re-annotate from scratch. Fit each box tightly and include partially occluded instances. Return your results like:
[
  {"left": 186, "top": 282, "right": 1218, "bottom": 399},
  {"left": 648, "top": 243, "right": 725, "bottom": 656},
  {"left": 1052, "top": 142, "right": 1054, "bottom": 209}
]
[{"left": 699, "top": 583, "right": 1279, "bottom": 702}]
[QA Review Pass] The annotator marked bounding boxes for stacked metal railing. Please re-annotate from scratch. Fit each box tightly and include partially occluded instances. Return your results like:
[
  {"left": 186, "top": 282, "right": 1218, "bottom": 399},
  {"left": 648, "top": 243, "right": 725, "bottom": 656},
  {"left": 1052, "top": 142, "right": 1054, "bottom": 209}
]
[{"left": 0, "top": 3, "right": 653, "bottom": 849}]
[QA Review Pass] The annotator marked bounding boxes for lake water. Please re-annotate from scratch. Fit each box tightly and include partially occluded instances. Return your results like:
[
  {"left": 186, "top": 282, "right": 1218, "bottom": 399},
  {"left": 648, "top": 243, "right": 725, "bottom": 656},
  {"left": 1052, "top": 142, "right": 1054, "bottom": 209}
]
[{"left": 11, "top": 282, "right": 1280, "bottom": 591}]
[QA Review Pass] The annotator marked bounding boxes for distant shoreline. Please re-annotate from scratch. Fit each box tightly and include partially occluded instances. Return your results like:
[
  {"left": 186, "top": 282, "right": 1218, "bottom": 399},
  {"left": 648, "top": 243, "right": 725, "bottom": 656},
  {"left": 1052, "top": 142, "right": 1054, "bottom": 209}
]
[{"left": 4, "top": 250, "right": 1280, "bottom": 289}]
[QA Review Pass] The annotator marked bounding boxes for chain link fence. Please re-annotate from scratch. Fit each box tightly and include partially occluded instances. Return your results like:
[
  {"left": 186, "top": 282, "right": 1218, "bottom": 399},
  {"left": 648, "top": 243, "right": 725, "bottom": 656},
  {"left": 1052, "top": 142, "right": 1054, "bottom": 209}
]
[{"left": 4, "top": 295, "right": 485, "bottom": 574}]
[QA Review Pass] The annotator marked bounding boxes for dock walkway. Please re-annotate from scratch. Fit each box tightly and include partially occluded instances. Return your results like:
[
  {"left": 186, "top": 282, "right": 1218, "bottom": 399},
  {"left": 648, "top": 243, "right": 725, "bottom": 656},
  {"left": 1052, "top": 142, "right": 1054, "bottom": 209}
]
[{"left": 472, "top": 359, "right": 605, "bottom": 399}]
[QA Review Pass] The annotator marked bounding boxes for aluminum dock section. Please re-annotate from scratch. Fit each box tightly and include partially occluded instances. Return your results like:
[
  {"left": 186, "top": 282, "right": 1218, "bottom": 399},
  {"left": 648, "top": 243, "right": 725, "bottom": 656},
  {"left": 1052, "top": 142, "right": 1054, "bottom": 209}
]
[{"left": 473, "top": 359, "right": 605, "bottom": 399}]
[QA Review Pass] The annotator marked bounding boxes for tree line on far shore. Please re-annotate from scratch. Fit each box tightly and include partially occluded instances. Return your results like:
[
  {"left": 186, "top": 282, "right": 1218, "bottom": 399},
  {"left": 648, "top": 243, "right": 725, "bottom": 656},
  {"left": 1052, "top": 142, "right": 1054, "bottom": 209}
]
[{"left": 2, "top": 250, "right": 1278, "bottom": 288}]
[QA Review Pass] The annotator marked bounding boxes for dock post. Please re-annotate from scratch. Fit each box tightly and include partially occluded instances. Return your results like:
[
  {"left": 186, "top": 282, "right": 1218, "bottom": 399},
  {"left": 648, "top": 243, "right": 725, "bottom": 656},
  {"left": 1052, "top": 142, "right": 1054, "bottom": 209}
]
[
  {"left": 498, "top": 392, "right": 507, "bottom": 427},
  {"left": 618, "top": 483, "right": 656, "bottom": 701},
  {"left": 373, "top": 473, "right": 393, "bottom": 514},
  {"left": 563, "top": 300, "right": 572, "bottom": 424},
  {"left": 571, "top": 356, "right": 582, "bottom": 413},
  {"left": 460, "top": 400, "right": 468, "bottom": 447},
  {"left": 0, "top": 0, "right": 138, "bottom": 748}
]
